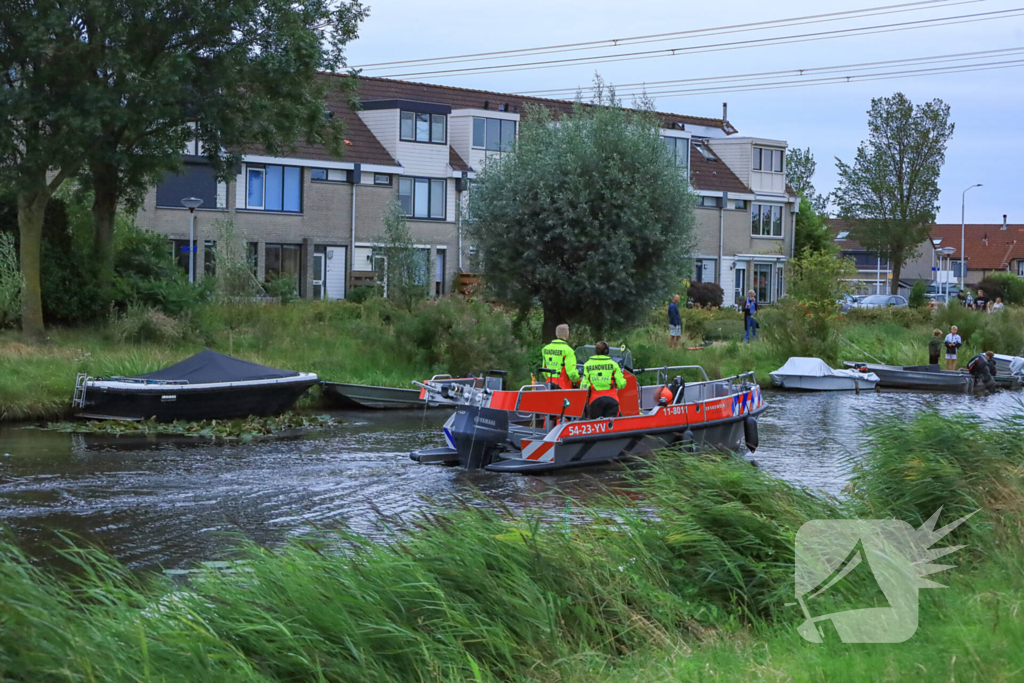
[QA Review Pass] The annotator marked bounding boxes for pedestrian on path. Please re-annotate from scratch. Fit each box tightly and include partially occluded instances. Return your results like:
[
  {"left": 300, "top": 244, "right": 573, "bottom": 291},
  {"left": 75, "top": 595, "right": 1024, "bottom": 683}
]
[{"left": 743, "top": 290, "right": 758, "bottom": 343}]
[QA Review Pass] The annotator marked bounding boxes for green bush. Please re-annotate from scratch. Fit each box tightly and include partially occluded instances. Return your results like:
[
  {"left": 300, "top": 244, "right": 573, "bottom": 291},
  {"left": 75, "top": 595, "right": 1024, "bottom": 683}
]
[
  {"left": 264, "top": 272, "right": 298, "bottom": 304},
  {"left": 908, "top": 280, "right": 927, "bottom": 308},
  {"left": 346, "top": 286, "right": 379, "bottom": 304},
  {"left": 845, "top": 306, "right": 931, "bottom": 328},
  {"left": 687, "top": 281, "right": 724, "bottom": 308},
  {"left": 976, "top": 308, "right": 1024, "bottom": 355},
  {"left": 934, "top": 302, "right": 984, "bottom": 342},
  {"left": 108, "top": 303, "right": 184, "bottom": 343},
  {"left": 113, "top": 223, "right": 212, "bottom": 315},
  {"left": 977, "top": 272, "right": 1024, "bottom": 305}
]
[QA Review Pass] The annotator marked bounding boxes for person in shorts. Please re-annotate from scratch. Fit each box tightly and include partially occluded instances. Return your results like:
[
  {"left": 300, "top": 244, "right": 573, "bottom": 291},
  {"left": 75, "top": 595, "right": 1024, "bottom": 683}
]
[
  {"left": 944, "top": 325, "right": 962, "bottom": 370},
  {"left": 668, "top": 294, "right": 681, "bottom": 348}
]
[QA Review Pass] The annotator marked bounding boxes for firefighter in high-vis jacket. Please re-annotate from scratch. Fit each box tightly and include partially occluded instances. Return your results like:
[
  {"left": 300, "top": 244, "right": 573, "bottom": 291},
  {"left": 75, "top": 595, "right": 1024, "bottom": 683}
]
[
  {"left": 581, "top": 341, "right": 627, "bottom": 418},
  {"left": 541, "top": 324, "right": 580, "bottom": 390}
]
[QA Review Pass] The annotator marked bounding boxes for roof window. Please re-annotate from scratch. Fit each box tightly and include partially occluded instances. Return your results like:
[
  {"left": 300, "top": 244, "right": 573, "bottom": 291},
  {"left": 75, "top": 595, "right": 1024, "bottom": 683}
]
[
  {"left": 836, "top": 231, "right": 850, "bottom": 240},
  {"left": 694, "top": 142, "right": 716, "bottom": 161}
]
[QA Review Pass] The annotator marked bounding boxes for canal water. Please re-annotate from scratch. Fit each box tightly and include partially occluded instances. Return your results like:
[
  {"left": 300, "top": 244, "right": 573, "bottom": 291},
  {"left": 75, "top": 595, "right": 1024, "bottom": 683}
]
[{"left": 1, "top": 390, "right": 1020, "bottom": 570}]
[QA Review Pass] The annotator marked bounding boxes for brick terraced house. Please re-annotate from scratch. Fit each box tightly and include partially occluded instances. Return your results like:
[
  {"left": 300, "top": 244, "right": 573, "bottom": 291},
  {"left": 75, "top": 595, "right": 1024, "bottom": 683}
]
[{"left": 135, "top": 77, "right": 798, "bottom": 305}]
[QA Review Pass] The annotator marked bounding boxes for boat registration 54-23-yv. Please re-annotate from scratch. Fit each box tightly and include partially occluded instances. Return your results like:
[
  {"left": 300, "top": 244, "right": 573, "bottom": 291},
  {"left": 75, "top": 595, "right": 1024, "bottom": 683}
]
[{"left": 410, "top": 353, "right": 765, "bottom": 474}]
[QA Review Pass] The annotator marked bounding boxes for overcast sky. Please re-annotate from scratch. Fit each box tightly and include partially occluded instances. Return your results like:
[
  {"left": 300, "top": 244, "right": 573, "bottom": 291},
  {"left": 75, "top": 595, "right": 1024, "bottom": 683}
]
[{"left": 347, "top": 0, "right": 1024, "bottom": 224}]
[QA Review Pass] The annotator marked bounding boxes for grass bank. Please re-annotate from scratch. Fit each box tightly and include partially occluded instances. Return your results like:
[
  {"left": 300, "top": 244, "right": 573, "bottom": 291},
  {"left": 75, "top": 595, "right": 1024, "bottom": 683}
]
[
  {"left": 0, "top": 410, "right": 1022, "bottom": 681},
  {"left": 3, "top": 299, "right": 1020, "bottom": 422}
]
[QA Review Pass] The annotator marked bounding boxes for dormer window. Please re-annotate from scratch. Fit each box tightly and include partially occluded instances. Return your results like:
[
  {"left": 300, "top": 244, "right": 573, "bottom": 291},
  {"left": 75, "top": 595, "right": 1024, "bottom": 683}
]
[
  {"left": 753, "top": 147, "right": 784, "bottom": 173},
  {"left": 400, "top": 111, "right": 446, "bottom": 144}
]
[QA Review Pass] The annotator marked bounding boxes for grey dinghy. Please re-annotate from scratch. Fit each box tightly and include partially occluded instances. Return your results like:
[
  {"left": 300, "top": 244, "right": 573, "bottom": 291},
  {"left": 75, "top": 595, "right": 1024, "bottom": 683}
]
[{"left": 410, "top": 363, "right": 765, "bottom": 474}]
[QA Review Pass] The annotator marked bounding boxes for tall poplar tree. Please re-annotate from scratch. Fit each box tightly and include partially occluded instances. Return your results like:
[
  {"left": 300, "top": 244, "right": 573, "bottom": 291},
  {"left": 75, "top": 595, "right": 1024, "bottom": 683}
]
[{"left": 834, "top": 93, "right": 954, "bottom": 294}]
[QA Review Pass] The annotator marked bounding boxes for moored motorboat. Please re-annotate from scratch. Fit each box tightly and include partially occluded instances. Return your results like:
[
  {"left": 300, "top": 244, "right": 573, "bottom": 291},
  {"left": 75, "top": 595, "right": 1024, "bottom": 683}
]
[
  {"left": 410, "top": 360, "right": 765, "bottom": 473},
  {"left": 770, "top": 357, "right": 879, "bottom": 391},
  {"left": 321, "top": 382, "right": 434, "bottom": 410},
  {"left": 843, "top": 361, "right": 974, "bottom": 393},
  {"left": 73, "top": 350, "right": 318, "bottom": 422}
]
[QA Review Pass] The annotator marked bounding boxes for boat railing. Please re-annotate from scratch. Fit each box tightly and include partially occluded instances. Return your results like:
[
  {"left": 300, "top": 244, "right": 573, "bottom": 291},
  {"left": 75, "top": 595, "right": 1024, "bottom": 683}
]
[
  {"left": 105, "top": 377, "right": 191, "bottom": 386},
  {"left": 635, "top": 365, "right": 711, "bottom": 384}
]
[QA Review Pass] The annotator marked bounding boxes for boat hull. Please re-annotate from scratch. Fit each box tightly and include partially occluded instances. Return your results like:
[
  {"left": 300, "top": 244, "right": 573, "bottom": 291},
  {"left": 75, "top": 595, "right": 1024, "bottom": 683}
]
[
  {"left": 770, "top": 374, "right": 877, "bottom": 391},
  {"left": 79, "top": 376, "right": 319, "bottom": 422},
  {"left": 321, "top": 382, "right": 431, "bottom": 410},
  {"left": 843, "top": 362, "right": 973, "bottom": 393}
]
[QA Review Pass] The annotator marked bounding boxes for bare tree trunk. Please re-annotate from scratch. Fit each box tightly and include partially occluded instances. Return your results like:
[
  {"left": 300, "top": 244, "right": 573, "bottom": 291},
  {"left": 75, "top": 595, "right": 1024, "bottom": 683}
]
[
  {"left": 18, "top": 187, "right": 50, "bottom": 341},
  {"left": 542, "top": 304, "right": 563, "bottom": 343},
  {"left": 91, "top": 162, "right": 120, "bottom": 297},
  {"left": 891, "top": 252, "right": 903, "bottom": 295}
]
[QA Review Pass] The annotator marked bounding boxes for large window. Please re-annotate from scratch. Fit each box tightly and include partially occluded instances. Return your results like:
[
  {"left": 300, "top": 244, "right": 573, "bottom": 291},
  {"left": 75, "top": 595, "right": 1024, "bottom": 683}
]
[
  {"left": 662, "top": 136, "right": 690, "bottom": 177},
  {"left": 156, "top": 163, "right": 218, "bottom": 209},
  {"left": 472, "top": 117, "right": 516, "bottom": 152},
  {"left": 401, "top": 111, "right": 446, "bottom": 144},
  {"left": 265, "top": 243, "right": 301, "bottom": 285},
  {"left": 311, "top": 168, "right": 348, "bottom": 182},
  {"left": 753, "top": 147, "right": 784, "bottom": 173},
  {"left": 398, "top": 177, "right": 446, "bottom": 219},
  {"left": 246, "top": 165, "right": 301, "bottom": 212},
  {"left": 751, "top": 203, "right": 783, "bottom": 237}
]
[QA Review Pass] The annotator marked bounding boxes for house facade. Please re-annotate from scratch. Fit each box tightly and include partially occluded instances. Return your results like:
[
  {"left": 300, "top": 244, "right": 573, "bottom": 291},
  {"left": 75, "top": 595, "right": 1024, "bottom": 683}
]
[
  {"left": 135, "top": 77, "right": 797, "bottom": 304},
  {"left": 931, "top": 217, "right": 1024, "bottom": 286},
  {"left": 826, "top": 220, "right": 935, "bottom": 296}
]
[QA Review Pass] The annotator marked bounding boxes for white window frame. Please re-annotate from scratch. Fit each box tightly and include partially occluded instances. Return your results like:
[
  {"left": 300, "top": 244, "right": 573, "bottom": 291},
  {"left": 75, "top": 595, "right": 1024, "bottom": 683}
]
[
  {"left": 399, "top": 176, "right": 447, "bottom": 220},
  {"left": 246, "top": 167, "right": 265, "bottom": 209}
]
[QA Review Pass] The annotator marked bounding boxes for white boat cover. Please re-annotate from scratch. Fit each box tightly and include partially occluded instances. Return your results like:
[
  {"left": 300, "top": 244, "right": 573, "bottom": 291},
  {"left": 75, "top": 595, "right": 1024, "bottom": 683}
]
[{"left": 772, "top": 357, "right": 880, "bottom": 382}]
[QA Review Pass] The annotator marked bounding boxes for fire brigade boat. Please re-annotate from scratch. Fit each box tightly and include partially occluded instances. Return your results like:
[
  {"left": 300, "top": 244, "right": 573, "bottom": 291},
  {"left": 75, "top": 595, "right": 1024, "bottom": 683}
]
[{"left": 409, "top": 363, "right": 765, "bottom": 473}]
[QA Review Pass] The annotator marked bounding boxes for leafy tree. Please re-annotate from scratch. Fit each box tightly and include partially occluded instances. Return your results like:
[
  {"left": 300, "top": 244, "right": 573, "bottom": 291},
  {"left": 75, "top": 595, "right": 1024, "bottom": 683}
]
[
  {"left": 793, "top": 197, "right": 833, "bottom": 255},
  {"left": 785, "top": 147, "right": 827, "bottom": 213},
  {"left": 1, "top": 0, "right": 367, "bottom": 338},
  {"left": 834, "top": 93, "right": 954, "bottom": 295},
  {"left": 466, "top": 92, "right": 695, "bottom": 339},
  {"left": 908, "top": 280, "right": 927, "bottom": 309},
  {"left": 377, "top": 202, "right": 426, "bottom": 311}
]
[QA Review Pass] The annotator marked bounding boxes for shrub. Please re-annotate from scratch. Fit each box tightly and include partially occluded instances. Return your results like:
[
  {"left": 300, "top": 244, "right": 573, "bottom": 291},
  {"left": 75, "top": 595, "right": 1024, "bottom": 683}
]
[
  {"left": 0, "top": 232, "right": 21, "bottom": 328},
  {"left": 687, "top": 281, "right": 723, "bottom": 308},
  {"left": 976, "top": 308, "right": 1024, "bottom": 355},
  {"left": 844, "top": 306, "right": 930, "bottom": 328},
  {"left": 977, "top": 272, "right": 1024, "bottom": 305},
  {"left": 109, "top": 303, "right": 183, "bottom": 343},
  {"left": 934, "top": 303, "right": 983, "bottom": 342},
  {"left": 346, "top": 286, "right": 378, "bottom": 304},
  {"left": 908, "top": 280, "right": 927, "bottom": 308},
  {"left": 264, "top": 273, "right": 298, "bottom": 304},
  {"left": 113, "top": 222, "right": 212, "bottom": 315},
  {"left": 210, "top": 219, "right": 263, "bottom": 299}
]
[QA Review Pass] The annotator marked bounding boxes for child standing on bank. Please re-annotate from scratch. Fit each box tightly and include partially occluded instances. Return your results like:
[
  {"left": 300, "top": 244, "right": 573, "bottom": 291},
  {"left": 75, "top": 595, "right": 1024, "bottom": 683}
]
[
  {"left": 944, "top": 325, "right": 962, "bottom": 370},
  {"left": 928, "top": 329, "right": 943, "bottom": 365}
]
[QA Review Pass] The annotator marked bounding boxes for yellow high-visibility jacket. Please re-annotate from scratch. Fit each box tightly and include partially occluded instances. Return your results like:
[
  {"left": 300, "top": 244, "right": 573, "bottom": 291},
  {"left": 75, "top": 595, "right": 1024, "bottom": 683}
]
[{"left": 541, "top": 339, "right": 580, "bottom": 386}]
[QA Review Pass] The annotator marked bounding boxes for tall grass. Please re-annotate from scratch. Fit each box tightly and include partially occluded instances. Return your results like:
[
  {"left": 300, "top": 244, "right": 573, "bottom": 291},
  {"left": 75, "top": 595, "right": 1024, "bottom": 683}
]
[{"left": 1, "top": 410, "right": 1022, "bottom": 680}]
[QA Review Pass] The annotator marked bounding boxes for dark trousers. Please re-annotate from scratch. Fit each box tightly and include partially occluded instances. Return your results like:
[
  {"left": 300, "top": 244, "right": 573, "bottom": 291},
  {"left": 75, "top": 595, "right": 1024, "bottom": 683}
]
[
  {"left": 929, "top": 353, "right": 940, "bottom": 365},
  {"left": 972, "top": 367, "right": 997, "bottom": 393},
  {"left": 587, "top": 396, "right": 619, "bottom": 419}
]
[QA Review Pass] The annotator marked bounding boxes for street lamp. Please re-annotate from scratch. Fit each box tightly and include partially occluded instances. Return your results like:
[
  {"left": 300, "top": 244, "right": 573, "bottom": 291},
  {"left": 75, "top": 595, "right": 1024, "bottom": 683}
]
[
  {"left": 939, "top": 246, "right": 957, "bottom": 301},
  {"left": 960, "top": 184, "right": 982, "bottom": 290},
  {"left": 180, "top": 197, "right": 203, "bottom": 284}
]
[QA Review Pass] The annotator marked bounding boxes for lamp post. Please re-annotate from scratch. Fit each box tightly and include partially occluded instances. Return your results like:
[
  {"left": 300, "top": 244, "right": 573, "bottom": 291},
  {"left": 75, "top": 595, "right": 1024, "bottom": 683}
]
[
  {"left": 939, "top": 246, "right": 956, "bottom": 302},
  {"left": 960, "top": 184, "right": 982, "bottom": 290},
  {"left": 180, "top": 197, "right": 203, "bottom": 283}
]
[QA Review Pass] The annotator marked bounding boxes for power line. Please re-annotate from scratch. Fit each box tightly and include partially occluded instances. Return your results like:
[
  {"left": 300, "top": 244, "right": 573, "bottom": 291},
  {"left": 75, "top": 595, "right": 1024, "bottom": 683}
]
[
  {"left": 619, "top": 58, "right": 1024, "bottom": 99},
  {"left": 373, "top": 7, "right": 1024, "bottom": 79},
  {"left": 521, "top": 47, "right": 1024, "bottom": 98},
  {"left": 352, "top": 0, "right": 978, "bottom": 70}
]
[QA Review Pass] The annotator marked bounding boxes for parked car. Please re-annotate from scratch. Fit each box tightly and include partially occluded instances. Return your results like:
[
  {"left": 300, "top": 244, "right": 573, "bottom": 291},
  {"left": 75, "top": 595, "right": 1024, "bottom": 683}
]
[
  {"left": 839, "top": 293, "right": 863, "bottom": 313},
  {"left": 853, "top": 294, "right": 908, "bottom": 309}
]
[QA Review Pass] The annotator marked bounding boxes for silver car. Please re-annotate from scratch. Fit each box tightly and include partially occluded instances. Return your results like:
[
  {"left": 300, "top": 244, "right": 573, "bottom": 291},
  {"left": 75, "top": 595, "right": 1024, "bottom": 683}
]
[{"left": 854, "top": 294, "right": 908, "bottom": 309}]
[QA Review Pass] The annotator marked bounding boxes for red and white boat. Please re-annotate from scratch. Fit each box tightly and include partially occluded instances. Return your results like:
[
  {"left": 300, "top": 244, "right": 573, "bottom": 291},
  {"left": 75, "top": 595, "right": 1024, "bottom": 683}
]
[{"left": 410, "top": 363, "right": 765, "bottom": 473}]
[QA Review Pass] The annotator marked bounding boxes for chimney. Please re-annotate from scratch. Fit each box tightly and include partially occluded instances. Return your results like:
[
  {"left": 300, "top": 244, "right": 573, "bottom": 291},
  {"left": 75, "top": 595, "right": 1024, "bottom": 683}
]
[
  {"left": 1002, "top": 214, "right": 1008, "bottom": 230},
  {"left": 983, "top": 233, "right": 988, "bottom": 245},
  {"left": 722, "top": 102, "right": 728, "bottom": 123}
]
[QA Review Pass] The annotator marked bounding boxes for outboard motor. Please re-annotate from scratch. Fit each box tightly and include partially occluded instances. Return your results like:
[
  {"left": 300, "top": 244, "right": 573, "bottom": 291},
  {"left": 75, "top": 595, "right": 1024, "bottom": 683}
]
[
  {"left": 448, "top": 406, "right": 510, "bottom": 469},
  {"left": 744, "top": 416, "right": 759, "bottom": 453}
]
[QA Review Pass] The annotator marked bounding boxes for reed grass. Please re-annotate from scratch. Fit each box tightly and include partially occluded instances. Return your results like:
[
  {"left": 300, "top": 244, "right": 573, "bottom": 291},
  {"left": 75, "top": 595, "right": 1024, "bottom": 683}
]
[{"left": 1, "top": 409, "right": 1022, "bottom": 680}]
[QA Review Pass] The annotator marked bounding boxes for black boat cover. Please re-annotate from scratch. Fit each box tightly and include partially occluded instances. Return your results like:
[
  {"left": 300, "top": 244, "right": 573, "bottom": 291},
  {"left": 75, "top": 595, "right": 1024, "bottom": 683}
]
[{"left": 132, "top": 350, "right": 300, "bottom": 384}]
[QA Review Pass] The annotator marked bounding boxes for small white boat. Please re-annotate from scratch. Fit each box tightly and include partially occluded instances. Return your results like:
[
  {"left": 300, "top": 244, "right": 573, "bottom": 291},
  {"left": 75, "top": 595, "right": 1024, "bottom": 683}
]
[{"left": 770, "top": 357, "right": 879, "bottom": 391}]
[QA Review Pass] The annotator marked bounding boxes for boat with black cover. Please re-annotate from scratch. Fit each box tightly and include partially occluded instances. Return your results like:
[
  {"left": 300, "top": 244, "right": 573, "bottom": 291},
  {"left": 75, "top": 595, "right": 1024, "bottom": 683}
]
[{"left": 73, "top": 350, "right": 319, "bottom": 422}]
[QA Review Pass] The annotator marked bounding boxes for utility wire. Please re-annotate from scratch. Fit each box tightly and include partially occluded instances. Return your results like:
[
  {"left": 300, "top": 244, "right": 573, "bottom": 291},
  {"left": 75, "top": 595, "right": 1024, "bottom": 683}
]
[
  {"left": 522, "top": 47, "right": 1024, "bottom": 98},
  {"left": 352, "top": 0, "right": 979, "bottom": 70},
  {"left": 622, "top": 58, "right": 1024, "bottom": 98},
  {"left": 373, "top": 7, "right": 1024, "bottom": 79}
]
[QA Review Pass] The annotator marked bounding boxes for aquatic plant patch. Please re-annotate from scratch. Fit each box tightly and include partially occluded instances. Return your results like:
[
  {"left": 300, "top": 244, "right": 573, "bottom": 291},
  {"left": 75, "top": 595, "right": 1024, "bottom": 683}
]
[{"left": 35, "top": 412, "right": 338, "bottom": 441}]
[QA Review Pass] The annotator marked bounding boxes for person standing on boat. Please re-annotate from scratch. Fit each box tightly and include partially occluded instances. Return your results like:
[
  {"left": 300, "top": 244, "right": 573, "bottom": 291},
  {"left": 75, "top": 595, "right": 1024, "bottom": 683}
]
[
  {"left": 581, "top": 341, "right": 627, "bottom": 418},
  {"left": 944, "top": 326, "right": 962, "bottom": 370},
  {"left": 541, "top": 324, "right": 580, "bottom": 390},
  {"left": 668, "top": 295, "right": 682, "bottom": 348},
  {"left": 743, "top": 290, "right": 758, "bottom": 343},
  {"left": 968, "top": 350, "right": 997, "bottom": 394}
]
